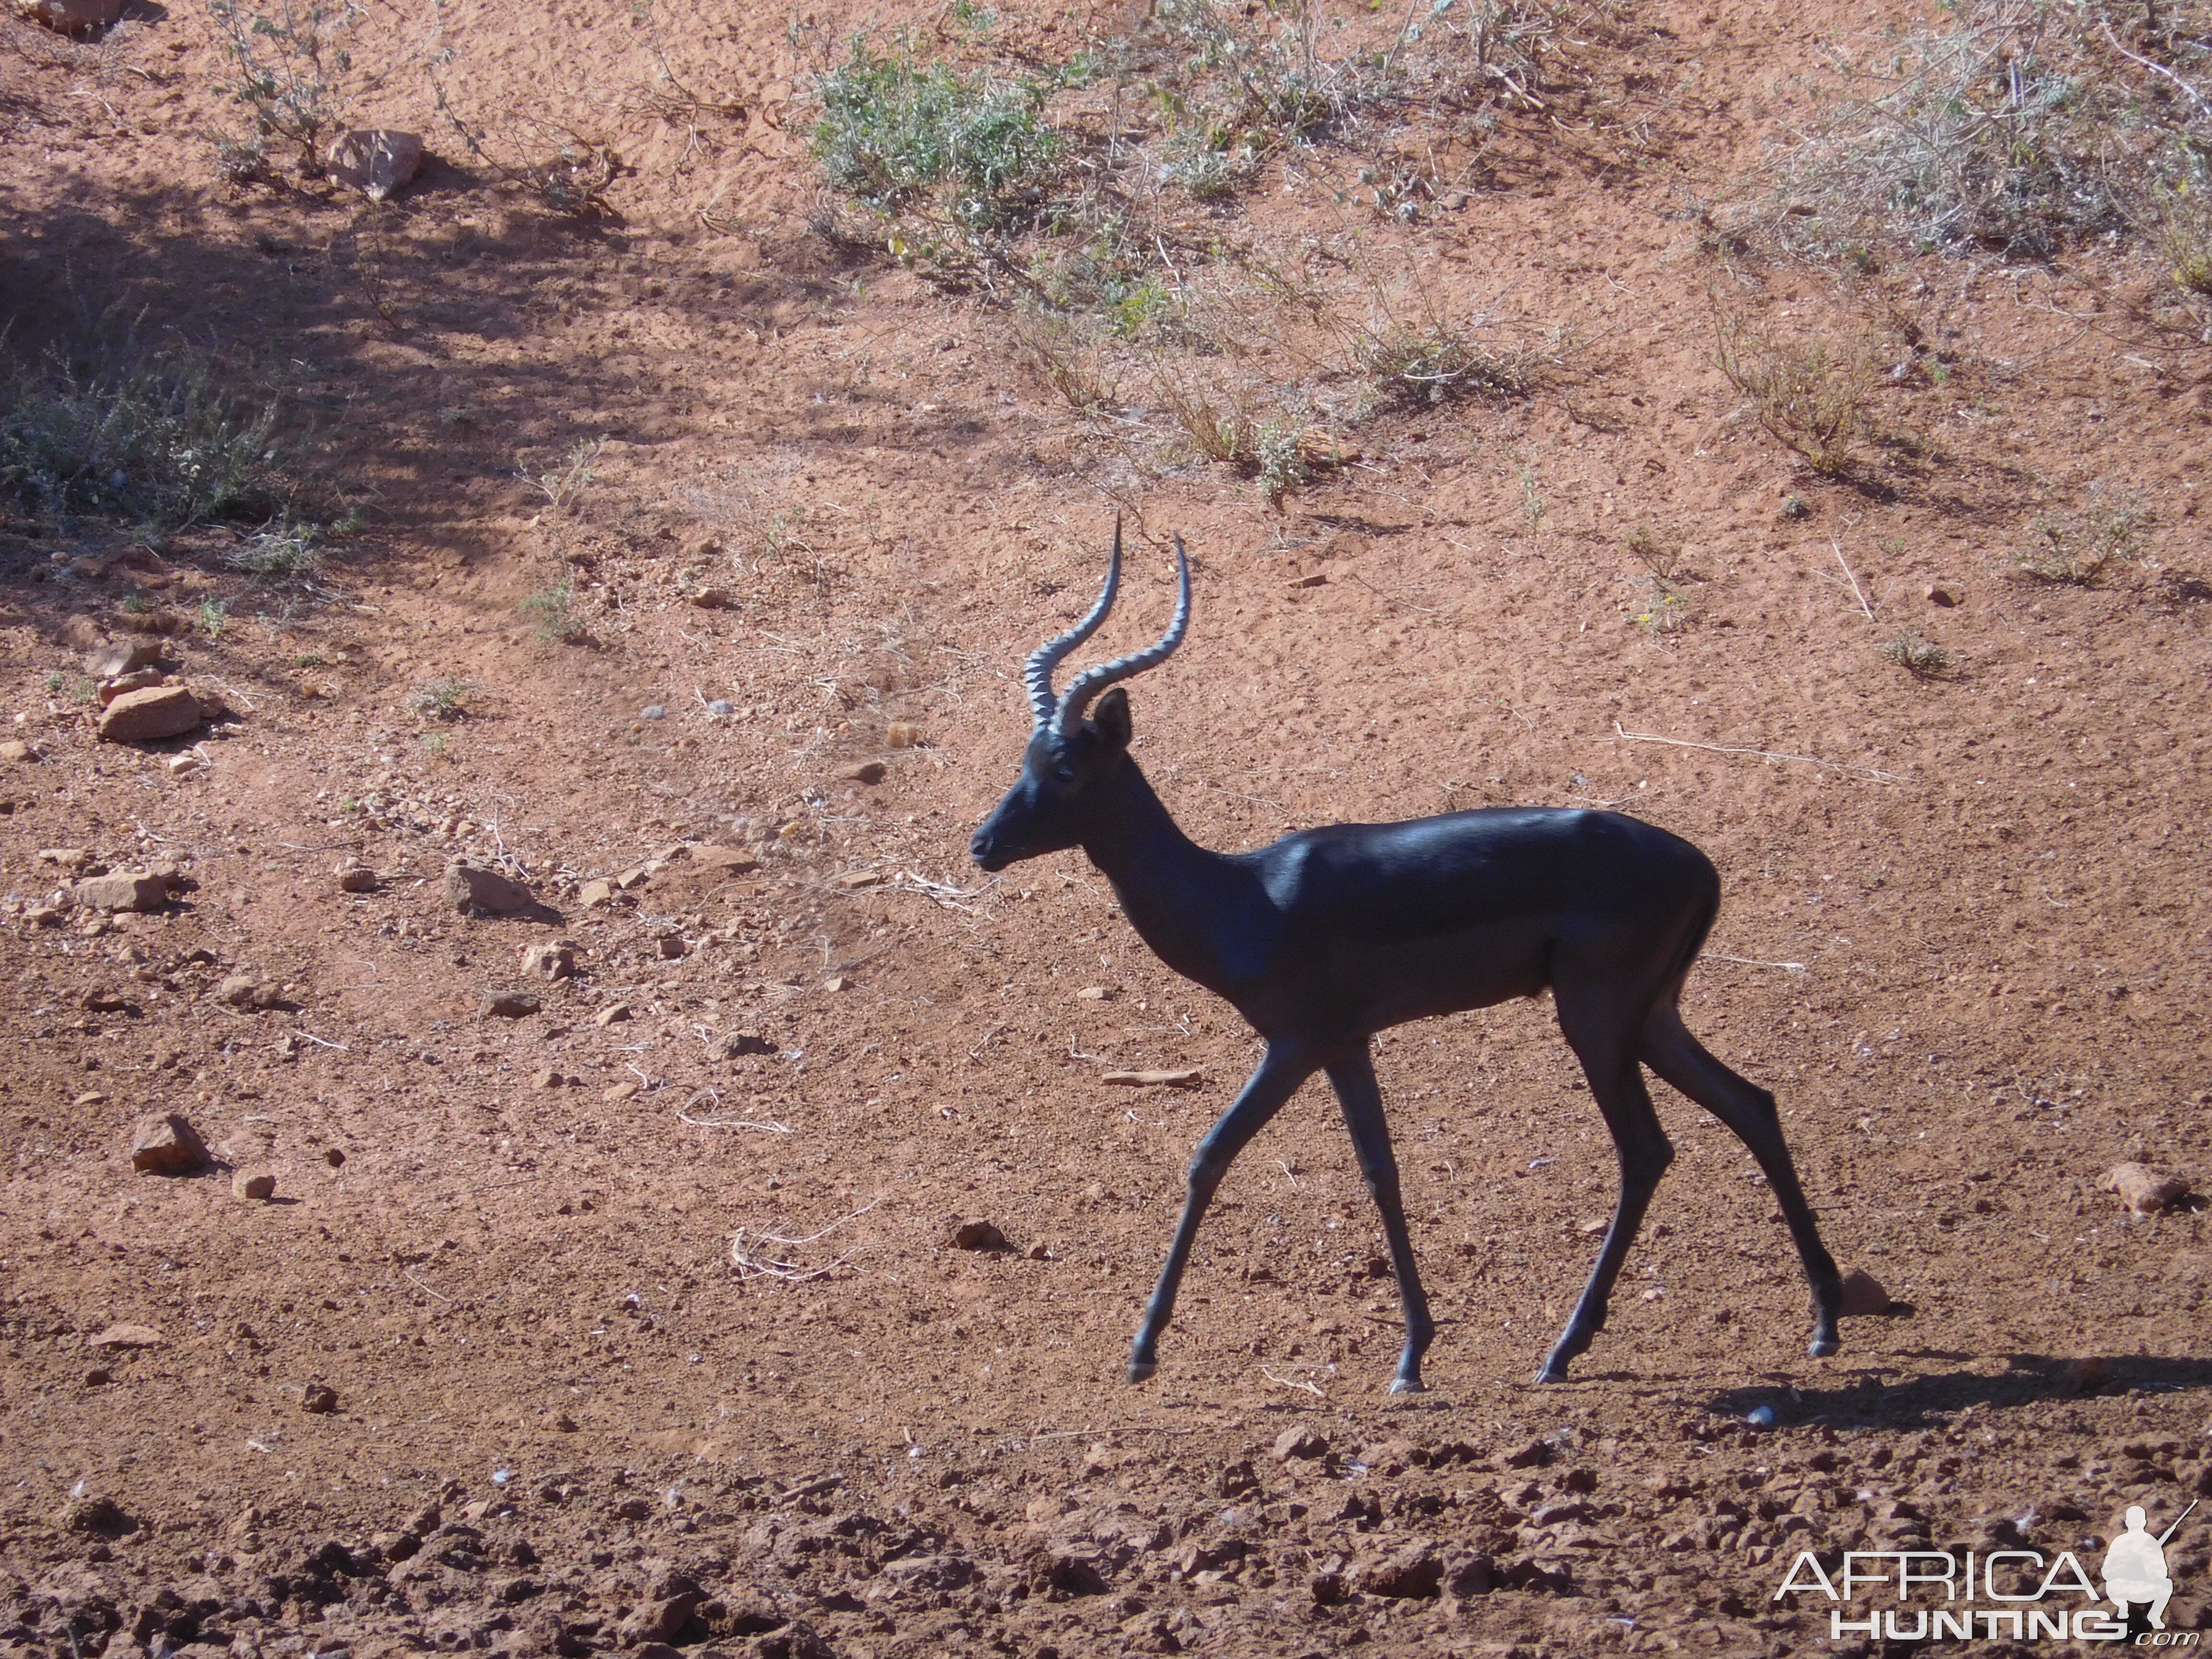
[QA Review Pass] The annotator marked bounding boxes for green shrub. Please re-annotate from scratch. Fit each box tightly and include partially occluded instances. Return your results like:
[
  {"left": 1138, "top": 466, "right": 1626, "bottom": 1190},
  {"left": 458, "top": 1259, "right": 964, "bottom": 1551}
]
[
  {"left": 0, "top": 339, "right": 289, "bottom": 527},
  {"left": 207, "top": 0, "right": 365, "bottom": 176},
  {"left": 813, "top": 36, "right": 1061, "bottom": 221}
]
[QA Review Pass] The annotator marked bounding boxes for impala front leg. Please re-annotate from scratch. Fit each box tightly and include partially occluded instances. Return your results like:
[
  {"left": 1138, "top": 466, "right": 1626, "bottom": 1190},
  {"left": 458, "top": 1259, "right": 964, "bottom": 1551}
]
[
  {"left": 1129, "top": 1044, "right": 1315, "bottom": 1382},
  {"left": 1327, "top": 1047, "right": 1435, "bottom": 1393}
]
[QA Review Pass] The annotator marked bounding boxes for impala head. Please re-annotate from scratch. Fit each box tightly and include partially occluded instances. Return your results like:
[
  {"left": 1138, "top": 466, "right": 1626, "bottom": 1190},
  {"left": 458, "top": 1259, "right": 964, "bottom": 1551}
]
[{"left": 970, "top": 519, "right": 1191, "bottom": 874}]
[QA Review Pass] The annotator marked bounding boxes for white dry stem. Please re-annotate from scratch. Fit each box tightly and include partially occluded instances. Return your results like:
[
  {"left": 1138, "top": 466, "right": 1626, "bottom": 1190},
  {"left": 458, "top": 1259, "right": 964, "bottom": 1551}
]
[{"left": 729, "top": 1198, "right": 881, "bottom": 1283}]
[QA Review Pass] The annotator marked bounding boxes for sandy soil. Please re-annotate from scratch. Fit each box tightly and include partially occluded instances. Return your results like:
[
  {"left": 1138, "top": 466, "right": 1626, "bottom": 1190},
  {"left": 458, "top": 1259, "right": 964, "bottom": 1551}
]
[{"left": 3, "top": 0, "right": 2211, "bottom": 1653}]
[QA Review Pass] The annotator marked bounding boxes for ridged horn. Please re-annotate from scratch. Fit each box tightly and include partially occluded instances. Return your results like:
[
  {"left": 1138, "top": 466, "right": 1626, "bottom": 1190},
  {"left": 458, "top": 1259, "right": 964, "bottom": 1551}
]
[
  {"left": 1023, "top": 517, "right": 1123, "bottom": 728},
  {"left": 1053, "top": 533, "right": 1190, "bottom": 738}
]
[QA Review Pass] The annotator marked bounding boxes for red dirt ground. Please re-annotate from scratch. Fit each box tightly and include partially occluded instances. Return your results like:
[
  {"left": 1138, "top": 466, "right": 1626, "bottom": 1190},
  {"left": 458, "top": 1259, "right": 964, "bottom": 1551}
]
[{"left": 3, "top": 0, "right": 2211, "bottom": 1654}]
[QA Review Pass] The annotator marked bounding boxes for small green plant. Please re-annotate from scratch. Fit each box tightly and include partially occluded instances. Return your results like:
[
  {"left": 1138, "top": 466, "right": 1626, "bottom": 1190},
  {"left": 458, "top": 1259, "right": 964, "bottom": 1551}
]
[
  {"left": 1627, "top": 574, "right": 1690, "bottom": 635},
  {"left": 207, "top": 0, "right": 366, "bottom": 176},
  {"left": 42, "top": 670, "right": 66, "bottom": 694},
  {"left": 1255, "top": 421, "right": 1310, "bottom": 505},
  {"left": 292, "top": 650, "right": 325, "bottom": 667},
  {"left": 1006, "top": 308, "right": 1120, "bottom": 411},
  {"left": 1714, "top": 316, "right": 1872, "bottom": 475},
  {"left": 422, "top": 731, "right": 449, "bottom": 757},
  {"left": 522, "top": 573, "right": 589, "bottom": 642},
  {"left": 811, "top": 34, "right": 1061, "bottom": 222},
  {"left": 119, "top": 595, "right": 148, "bottom": 615},
  {"left": 0, "top": 336, "right": 289, "bottom": 527},
  {"left": 1881, "top": 631, "right": 1955, "bottom": 677},
  {"left": 404, "top": 675, "right": 475, "bottom": 721},
  {"left": 1622, "top": 523, "right": 1683, "bottom": 580},
  {"left": 526, "top": 436, "right": 606, "bottom": 514},
  {"left": 198, "top": 598, "right": 230, "bottom": 639},
  {"left": 226, "top": 516, "right": 324, "bottom": 579},
  {"left": 2009, "top": 493, "right": 2151, "bottom": 586},
  {"left": 1514, "top": 460, "right": 1546, "bottom": 530}
]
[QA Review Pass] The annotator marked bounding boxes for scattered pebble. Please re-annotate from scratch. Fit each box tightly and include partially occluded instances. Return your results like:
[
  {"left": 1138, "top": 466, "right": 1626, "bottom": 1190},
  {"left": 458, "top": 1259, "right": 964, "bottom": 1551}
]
[
  {"left": 605, "top": 1081, "right": 641, "bottom": 1102},
  {"left": 653, "top": 933, "right": 686, "bottom": 960},
  {"left": 1745, "top": 1403, "right": 1778, "bottom": 1430},
  {"left": 0, "top": 737, "right": 37, "bottom": 763},
  {"left": 1925, "top": 581, "right": 1961, "bottom": 607},
  {"left": 579, "top": 877, "right": 617, "bottom": 908},
  {"left": 706, "top": 698, "right": 734, "bottom": 716},
  {"left": 335, "top": 861, "right": 378, "bottom": 893},
  {"left": 232, "top": 1169, "right": 277, "bottom": 1202},
  {"left": 216, "top": 973, "right": 279, "bottom": 1010},
  {"left": 324, "top": 129, "right": 424, "bottom": 199},
  {"left": 85, "top": 640, "right": 162, "bottom": 679},
  {"left": 822, "top": 974, "right": 851, "bottom": 993},
  {"left": 130, "top": 1112, "right": 209, "bottom": 1176},
  {"left": 714, "top": 1030, "right": 774, "bottom": 1058},
  {"left": 532, "top": 1069, "right": 565, "bottom": 1091},
  {"left": 301, "top": 1382, "right": 339, "bottom": 1414},
  {"left": 594, "top": 1002, "right": 633, "bottom": 1027},
  {"left": 640, "top": 705, "right": 667, "bottom": 721},
  {"left": 1101, "top": 1068, "right": 1203, "bottom": 1089},
  {"left": 1274, "top": 1428, "right": 1329, "bottom": 1462},
  {"left": 325, "top": 1147, "right": 347, "bottom": 1167},
  {"left": 481, "top": 990, "right": 543, "bottom": 1019},
  {"left": 949, "top": 1219, "right": 1013, "bottom": 1251}
]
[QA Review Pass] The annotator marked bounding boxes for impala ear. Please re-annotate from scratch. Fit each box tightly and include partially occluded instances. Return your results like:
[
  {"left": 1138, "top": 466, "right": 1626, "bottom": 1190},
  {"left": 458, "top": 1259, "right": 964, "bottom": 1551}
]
[{"left": 1093, "top": 686, "right": 1133, "bottom": 751}]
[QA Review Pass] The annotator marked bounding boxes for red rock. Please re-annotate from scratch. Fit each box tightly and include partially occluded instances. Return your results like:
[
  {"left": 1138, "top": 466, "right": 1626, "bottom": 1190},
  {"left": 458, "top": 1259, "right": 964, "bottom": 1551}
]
[
  {"left": 98, "top": 684, "right": 201, "bottom": 743},
  {"left": 447, "top": 861, "right": 533, "bottom": 914},
  {"left": 2103, "top": 1162, "right": 2191, "bottom": 1218},
  {"left": 22, "top": 0, "right": 122, "bottom": 32},
  {"left": 130, "top": 1112, "right": 209, "bottom": 1175},
  {"left": 74, "top": 871, "right": 169, "bottom": 913}
]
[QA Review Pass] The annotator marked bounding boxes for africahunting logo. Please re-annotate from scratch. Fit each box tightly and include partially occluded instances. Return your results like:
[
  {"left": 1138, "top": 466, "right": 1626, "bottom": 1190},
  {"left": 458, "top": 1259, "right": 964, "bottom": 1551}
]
[{"left": 1773, "top": 1500, "right": 2199, "bottom": 1644}]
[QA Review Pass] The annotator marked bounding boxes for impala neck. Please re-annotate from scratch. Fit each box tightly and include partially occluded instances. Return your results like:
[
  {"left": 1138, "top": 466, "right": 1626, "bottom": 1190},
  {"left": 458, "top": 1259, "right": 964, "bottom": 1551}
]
[{"left": 1079, "top": 758, "right": 1238, "bottom": 983}]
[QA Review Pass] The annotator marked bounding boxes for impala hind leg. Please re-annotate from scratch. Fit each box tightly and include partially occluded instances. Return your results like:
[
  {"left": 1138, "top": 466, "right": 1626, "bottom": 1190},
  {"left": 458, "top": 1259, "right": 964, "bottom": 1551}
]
[
  {"left": 1539, "top": 999, "right": 1675, "bottom": 1384},
  {"left": 1326, "top": 1047, "right": 1435, "bottom": 1394},
  {"left": 1639, "top": 1001, "right": 1843, "bottom": 1358},
  {"left": 1129, "top": 1043, "right": 1316, "bottom": 1383}
]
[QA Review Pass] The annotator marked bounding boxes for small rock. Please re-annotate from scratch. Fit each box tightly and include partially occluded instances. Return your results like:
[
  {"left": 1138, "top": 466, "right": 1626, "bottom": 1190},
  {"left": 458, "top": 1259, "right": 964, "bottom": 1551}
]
[
  {"left": 1273, "top": 1428, "right": 1328, "bottom": 1462},
  {"left": 594, "top": 1002, "right": 632, "bottom": 1027},
  {"left": 545, "top": 1411, "right": 579, "bottom": 1433},
  {"left": 840, "top": 760, "right": 887, "bottom": 785},
  {"left": 578, "top": 877, "right": 617, "bottom": 908},
  {"left": 130, "top": 1112, "right": 209, "bottom": 1175},
  {"left": 950, "top": 1218, "right": 1012, "bottom": 1251},
  {"left": 687, "top": 588, "right": 732, "bottom": 609},
  {"left": 97, "top": 684, "right": 201, "bottom": 744},
  {"left": 532, "top": 1069, "right": 564, "bottom": 1091},
  {"left": 822, "top": 974, "right": 851, "bottom": 993},
  {"left": 232, "top": 1168, "right": 277, "bottom": 1201},
  {"left": 1925, "top": 581, "right": 1961, "bottom": 607},
  {"left": 521, "top": 942, "right": 575, "bottom": 979},
  {"left": 301, "top": 1382, "right": 339, "bottom": 1414},
  {"left": 447, "top": 861, "right": 534, "bottom": 915},
  {"left": 1839, "top": 1267, "right": 1892, "bottom": 1315},
  {"left": 370, "top": 1529, "right": 419, "bottom": 1562},
  {"left": 2104, "top": 1162, "right": 2190, "bottom": 1218},
  {"left": 325, "top": 1146, "right": 346, "bottom": 1167},
  {"left": 335, "top": 861, "right": 378, "bottom": 893},
  {"left": 96, "top": 666, "right": 165, "bottom": 705},
  {"left": 830, "top": 869, "right": 883, "bottom": 890},
  {"left": 60, "top": 1493, "right": 131, "bottom": 1535},
  {"left": 619, "top": 1591, "right": 705, "bottom": 1646},
  {"left": 37, "top": 846, "right": 94, "bottom": 869},
  {"left": 481, "top": 990, "right": 543, "bottom": 1019},
  {"left": 615, "top": 865, "right": 652, "bottom": 890},
  {"left": 885, "top": 721, "right": 925, "bottom": 748},
  {"left": 1101, "top": 1069, "right": 1203, "bottom": 1089},
  {"left": 605, "top": 1081, "right": 640, "bottom": 1102},
  {"left": 216, "top": 973, "right": 277, "bottom": 1009},
  {"left": 714, "top": 1030, "right": 774, "bottom": 1058},
  {"left": 706, "top": 698, "right": 734, "bottom": 716},
  {"left": 653, "top": 933, "right": 686, "bottom": 960},
  {"left": 1445, "top": 1551, "right": 1494, "bottom": 1597},
  {"left": 640, "top": 704, "right": 666, "bottom": 721},
  {"left": 1076, "top": 985, "right": 1115, "bottom": 1001},
  {"left": 82, "top": 987, "right": 129, "bottom": 1012},
  {"left": 84, "top": 1366, "right": 112, "bottom": 1386},
  {"left": 163, "top": 752, "right": 204, "bottom": 778},
  {"left": 1360, "top": 1541, "right": 1443, "bottom": 1599},
  {"left": 74, "top": 871, "right": 169, "bottom": 914},
  {"left": 0, "top": 738, "right": 37, "bottom": 763},
  {"left": 324, "top": 129, "right": 425, "bottom": 199},
  {"left": 88, "top": 1322, "right": 164, "bottom": 1350},
  {"left": 86, "top": 639, "right": 164, "bottom": 678}
]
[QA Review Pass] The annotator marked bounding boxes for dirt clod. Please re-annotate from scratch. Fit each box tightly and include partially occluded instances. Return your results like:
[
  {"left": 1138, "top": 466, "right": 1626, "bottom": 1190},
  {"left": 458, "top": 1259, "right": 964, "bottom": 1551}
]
[
  {"left": 2103, "top": 1162, "right": 2190, "bottom": 1217},
  {"left": 950, "top": 1219, "right": 1013, "bottom": 1251},
  {"left": 232, "top": 1168, "right": 277, "bottom": 1201},
  {"left": 301, "top": 1382, "right": 339, "bottom": 1414}
]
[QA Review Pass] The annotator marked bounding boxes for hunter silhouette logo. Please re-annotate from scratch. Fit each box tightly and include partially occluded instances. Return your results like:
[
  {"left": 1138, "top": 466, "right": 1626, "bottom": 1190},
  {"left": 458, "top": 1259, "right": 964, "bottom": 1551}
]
[
  {"left": 2105, "top": 1501, "right": 2195, "bottom": 1632},
  {"left": 1773, "top": 1497, "right": 2200, "bottom": 1644}
]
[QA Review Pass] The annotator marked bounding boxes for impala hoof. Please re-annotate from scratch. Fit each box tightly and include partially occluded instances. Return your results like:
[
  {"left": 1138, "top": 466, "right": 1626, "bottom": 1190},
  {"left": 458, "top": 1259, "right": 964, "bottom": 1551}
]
[
  {"left": 1126, "top": 1358, "right": 1157, "bottom": 1383},
  {"left": 1535, "top": 1361, "right": 1571, "bottom": 1384},
  {"left": 1387, "top": 1375, "right": 1426, "bottom": 1395},
  {"left": 1808, "top": 1334, "right": 1839, "bottom": 1358}
]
